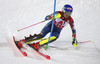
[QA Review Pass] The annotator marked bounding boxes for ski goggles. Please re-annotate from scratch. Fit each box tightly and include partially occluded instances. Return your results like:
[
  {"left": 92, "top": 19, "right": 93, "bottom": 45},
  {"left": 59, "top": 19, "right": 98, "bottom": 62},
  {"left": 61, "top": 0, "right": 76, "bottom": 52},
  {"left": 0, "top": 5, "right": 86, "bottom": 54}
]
[{"left": 64, "top": 11, "right": 72, "bottom": 16}]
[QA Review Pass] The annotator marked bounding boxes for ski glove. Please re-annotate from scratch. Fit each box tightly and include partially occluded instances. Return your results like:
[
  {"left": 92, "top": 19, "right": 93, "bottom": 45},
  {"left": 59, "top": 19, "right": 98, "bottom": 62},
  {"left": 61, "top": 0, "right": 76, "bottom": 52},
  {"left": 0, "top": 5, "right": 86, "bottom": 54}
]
[
  {"left": 45, "top": 15, "right": 51, "bottom": 20},
  {"left": 72, "top": 37, "right": 78, "bottom": 45}
]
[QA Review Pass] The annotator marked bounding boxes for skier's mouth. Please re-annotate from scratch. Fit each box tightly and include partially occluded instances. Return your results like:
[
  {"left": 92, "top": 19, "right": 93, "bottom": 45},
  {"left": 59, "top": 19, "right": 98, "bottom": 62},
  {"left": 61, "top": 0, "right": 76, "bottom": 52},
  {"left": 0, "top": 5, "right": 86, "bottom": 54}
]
[{"left": 64, "top": 14, "right": 70, "bottom": 18}]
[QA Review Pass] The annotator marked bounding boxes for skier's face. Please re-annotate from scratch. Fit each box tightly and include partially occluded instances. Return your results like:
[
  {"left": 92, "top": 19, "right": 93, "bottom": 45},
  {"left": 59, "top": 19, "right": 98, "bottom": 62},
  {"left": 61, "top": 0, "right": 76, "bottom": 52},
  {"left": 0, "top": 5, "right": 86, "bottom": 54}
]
[
  {"left": 63, "top": 11, "right": 71, "bottom": 18},
  {"left": 64, "top": 13, "right": 70, "bottom": 18}
]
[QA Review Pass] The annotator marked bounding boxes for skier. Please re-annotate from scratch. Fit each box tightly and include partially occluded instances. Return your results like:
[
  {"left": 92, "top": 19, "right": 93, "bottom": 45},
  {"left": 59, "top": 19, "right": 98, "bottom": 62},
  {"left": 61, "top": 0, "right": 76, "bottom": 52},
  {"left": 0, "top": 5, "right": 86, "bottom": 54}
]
[{"left": 18, "top": 4, "right": 78, "bottom": 51}]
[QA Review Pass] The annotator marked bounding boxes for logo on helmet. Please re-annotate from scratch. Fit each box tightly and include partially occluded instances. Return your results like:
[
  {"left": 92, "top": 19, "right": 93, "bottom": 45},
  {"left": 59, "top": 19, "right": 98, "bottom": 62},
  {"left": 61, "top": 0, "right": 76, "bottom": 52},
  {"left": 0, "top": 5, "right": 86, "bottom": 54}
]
[{"left": 67, "top": 7, "right": 72, "bottom": 10}]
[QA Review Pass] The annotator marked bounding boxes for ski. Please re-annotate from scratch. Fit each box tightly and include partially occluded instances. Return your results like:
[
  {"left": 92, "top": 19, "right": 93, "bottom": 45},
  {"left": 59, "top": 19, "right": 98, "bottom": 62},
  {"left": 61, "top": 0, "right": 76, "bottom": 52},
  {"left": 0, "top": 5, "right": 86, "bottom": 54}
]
[
  {"left": 26, "top": 44, "right": 50, "bottom": 60},
  {"left": 13, "top": 36, "right": 27, "bottom": 56},
  {"left": 13, "top": 36, "right": 50, "bottom": 60},
  {"left": 34, "top": 49, "right": 50, "bottom": 60}
]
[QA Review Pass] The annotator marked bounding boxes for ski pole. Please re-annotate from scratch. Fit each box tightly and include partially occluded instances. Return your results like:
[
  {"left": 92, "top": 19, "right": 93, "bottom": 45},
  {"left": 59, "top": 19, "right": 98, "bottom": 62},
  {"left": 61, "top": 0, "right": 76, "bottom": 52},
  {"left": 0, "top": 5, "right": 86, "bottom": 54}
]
[
  {"left": 18, "top": 12, "right": 61, "bottom": 32},
  {"left": 45, "top": 0, "right": 56, "bottom": 50},
  {"left": 73, "top": 40, "right": 91, "bottom": 47},
  {"left": 18, "top": 20, "right": 47, "bottom": 32},
  {"left": 79, "top": 40, "right": 91, "bottom": 43}
]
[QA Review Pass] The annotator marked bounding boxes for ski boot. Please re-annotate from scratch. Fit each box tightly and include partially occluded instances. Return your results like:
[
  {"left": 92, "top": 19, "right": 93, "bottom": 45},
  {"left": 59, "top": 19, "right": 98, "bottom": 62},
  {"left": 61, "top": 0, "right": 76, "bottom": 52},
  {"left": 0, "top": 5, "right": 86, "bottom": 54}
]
[
  {"left": 28, "top": 42, "right": 40, "bottom": 51},
  {"left": 25, "top": 34, "right": 42, "bottom": 43}
]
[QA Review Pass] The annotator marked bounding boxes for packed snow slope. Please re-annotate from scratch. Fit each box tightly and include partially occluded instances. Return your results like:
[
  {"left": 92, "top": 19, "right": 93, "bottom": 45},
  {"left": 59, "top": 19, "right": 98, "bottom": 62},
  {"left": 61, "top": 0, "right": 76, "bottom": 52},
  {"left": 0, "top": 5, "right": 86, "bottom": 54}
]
[{"left": 0, "top": 0, "right": 100, "bottom": 64}]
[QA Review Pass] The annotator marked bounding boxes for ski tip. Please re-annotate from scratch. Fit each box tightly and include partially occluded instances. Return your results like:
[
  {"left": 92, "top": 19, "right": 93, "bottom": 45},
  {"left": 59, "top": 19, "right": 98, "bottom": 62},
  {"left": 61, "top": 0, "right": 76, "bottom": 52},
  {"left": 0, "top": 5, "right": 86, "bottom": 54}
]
[
  {"left": 22, "top": 52, "right": 27, "bottom": 56},
  {"left": 13, "top": 36, "right": 15, "bottom": 40},
  {"left": 46, "top": 56, "right": 50, "bottom": 60},
  {"left": 45, "top": 55, "right": 50, "bottom": 60}
]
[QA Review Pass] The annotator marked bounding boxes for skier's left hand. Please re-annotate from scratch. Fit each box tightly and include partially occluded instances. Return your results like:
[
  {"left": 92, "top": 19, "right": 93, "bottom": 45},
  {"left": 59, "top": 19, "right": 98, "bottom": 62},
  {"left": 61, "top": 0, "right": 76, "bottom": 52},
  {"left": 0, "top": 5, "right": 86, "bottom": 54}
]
[{"left": 72, "top": 37, "right": 78, "bottom": 45}]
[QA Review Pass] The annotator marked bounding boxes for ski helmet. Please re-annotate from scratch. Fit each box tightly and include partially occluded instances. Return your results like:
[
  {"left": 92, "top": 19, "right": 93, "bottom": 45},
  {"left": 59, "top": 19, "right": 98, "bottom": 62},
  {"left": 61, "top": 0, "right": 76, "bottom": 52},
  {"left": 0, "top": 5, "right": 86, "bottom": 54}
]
[{"left": 62, "top": 4, "right": 73, "bottom": 16}]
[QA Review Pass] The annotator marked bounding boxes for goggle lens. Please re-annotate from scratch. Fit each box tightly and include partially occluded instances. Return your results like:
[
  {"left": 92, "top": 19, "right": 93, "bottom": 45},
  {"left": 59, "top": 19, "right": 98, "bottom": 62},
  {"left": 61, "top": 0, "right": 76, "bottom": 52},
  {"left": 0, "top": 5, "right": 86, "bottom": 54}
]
[{"left": 64, "top": 11, "right": 71, "bottom": 16}]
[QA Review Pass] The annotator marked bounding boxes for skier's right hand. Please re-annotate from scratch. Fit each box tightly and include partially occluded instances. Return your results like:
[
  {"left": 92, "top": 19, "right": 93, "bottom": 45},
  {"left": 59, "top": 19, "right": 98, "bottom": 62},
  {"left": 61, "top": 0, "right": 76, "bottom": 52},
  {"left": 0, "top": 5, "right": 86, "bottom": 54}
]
[{"left": 45, "top": 15, "right": 51, "bottom": 20}]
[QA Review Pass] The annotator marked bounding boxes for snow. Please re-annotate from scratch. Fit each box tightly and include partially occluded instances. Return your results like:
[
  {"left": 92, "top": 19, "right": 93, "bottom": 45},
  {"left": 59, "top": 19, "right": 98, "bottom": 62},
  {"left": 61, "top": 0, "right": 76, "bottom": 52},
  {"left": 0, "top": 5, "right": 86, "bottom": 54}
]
[{"left": 0, "top": 0, "right": 100, "bottom": 64}]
